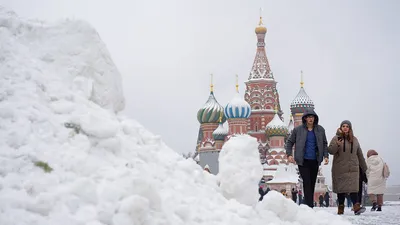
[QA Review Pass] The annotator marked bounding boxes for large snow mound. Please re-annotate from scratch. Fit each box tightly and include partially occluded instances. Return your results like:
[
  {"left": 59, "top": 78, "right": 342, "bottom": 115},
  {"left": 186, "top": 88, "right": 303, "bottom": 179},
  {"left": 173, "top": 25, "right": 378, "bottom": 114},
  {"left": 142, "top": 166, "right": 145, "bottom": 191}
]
[
  {"left": 219, "top": 135, "right": 263, "bottom": 206},
  {"left": 0, "top": 7, "right": 352, "bottom": 225}
]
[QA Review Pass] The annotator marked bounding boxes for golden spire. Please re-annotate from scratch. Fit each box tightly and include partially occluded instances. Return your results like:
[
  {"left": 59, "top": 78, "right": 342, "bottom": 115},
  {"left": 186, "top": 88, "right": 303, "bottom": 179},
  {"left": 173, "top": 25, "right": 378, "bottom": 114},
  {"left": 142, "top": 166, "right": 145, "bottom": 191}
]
[
  {"left": 300, "top": 70, "right": 304, "bottom": 88},
  {"left": 290, "top": 114, "right": 293, "bottom": 120},
  {"left": 235, "top": 74, "right": 239, "bottom": 93},
  {"left": 259, "top": 7, "right": 263, "bottom": 26},
  {"left": 210, "top": 73, "right": 214, "bottom": 92},
  {"left": 218, "top": 111, "right": 223, "bottom": 123},
  {"left": 255, "top": 8, "right": 267, "bottom": 34}
]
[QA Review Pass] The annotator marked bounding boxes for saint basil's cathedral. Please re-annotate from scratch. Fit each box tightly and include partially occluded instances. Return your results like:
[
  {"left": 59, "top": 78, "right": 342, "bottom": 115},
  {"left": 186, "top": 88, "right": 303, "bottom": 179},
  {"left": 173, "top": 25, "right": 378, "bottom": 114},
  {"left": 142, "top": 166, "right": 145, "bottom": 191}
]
[{"left": 194, "top": 16, "right": 331, "bottom": 204}]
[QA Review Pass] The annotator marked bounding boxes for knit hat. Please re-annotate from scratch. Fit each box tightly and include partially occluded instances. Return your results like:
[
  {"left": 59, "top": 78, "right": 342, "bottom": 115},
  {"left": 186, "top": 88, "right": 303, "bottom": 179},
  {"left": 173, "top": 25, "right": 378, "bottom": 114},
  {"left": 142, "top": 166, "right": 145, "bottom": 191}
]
[{"left": 340, "top": 120, "right": 352, "bottom": 130}]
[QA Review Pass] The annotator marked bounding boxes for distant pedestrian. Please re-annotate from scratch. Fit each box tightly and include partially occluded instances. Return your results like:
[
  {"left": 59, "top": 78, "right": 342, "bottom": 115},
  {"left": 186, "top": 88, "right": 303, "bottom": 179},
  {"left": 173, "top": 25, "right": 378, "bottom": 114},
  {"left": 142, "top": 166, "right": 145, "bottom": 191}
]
[
  {"left": 298, "top": 190, "right": 303, "bottom": 205},
  {"left": 324, "top": 192, "right": 330, "bottom": 207},
  {"left": 319, "top": 194, "right": 324, "bottom": 207},
  {"left": 258, "top": 185, "right": 266, "bottom": 201},
  {"left": 291, "top": 188, "right": 298, "bottom": 203}
]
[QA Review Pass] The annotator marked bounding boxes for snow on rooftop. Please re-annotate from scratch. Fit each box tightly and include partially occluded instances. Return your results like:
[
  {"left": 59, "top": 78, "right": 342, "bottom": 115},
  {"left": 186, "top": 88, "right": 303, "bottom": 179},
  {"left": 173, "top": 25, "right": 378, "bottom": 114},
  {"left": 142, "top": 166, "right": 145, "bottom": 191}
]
[
  {"left": 265, "top": 113, "right": 287, "bottom": 130},
  {"left": 0, "top": 7, "right": 352, "bottom": 225},
  {"left": 263, "top": 169, "right": 276, "bottom": 177}
]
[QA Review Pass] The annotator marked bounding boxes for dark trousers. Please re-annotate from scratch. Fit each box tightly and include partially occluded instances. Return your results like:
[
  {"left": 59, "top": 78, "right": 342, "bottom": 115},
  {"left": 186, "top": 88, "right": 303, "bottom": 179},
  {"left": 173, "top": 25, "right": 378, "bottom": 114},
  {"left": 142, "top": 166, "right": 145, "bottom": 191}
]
[
  {"left": 358, "top": 168, "right": 366, "bottom": 205},
  {"left": 338, "top": 193, "right": 357, "bottom": 206},
  {"left": 358, "top": 176, "right": 363, "bottom": 204},
  {"left": 298, "top": 159, "right": 319, "bottom": 208}
]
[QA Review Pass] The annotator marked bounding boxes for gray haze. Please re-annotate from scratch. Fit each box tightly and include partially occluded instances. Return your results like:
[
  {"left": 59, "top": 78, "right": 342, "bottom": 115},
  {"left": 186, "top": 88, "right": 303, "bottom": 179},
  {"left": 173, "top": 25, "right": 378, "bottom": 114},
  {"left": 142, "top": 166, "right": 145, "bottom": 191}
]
[{"left": 2, "top": 0, "right": 399, "bottom": 185}]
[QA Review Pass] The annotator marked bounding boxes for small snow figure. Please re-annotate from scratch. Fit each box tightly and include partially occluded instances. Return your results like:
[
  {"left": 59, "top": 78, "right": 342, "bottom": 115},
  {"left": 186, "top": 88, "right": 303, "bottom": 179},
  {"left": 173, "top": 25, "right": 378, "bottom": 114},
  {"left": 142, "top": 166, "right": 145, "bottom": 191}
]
[{"left": 203, "top": 164, "right": 211, "bottom": 173}]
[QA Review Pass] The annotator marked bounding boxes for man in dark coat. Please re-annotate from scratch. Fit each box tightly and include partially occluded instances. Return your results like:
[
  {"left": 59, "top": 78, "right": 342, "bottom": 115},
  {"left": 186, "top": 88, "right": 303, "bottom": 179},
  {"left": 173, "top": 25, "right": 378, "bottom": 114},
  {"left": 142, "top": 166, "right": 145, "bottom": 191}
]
[
  {"left": 285, "top": 109, "right": 329, "bottom": 208},
  {"left": 324, "top": 192, "right": 330, "bottom": 207},
  {"left": 291, "top": 188, "right": 298, "bottom": 203},
  {"left": 319, "top": 194, "right": 324, "bottom": 207}
]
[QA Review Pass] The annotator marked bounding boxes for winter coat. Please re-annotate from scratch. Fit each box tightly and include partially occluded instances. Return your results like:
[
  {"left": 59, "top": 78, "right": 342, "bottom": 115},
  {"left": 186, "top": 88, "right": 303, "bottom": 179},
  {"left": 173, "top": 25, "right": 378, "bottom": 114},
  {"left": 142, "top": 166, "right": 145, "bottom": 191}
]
[
  {"left": 328, "top": 134, "right": 367, "bottom": 194},
  {"left": 366, "top": 155, "right": 387, "bottom": 194},
  {"left": 285, "top": 109, "right": 329, "bottom": 166}
]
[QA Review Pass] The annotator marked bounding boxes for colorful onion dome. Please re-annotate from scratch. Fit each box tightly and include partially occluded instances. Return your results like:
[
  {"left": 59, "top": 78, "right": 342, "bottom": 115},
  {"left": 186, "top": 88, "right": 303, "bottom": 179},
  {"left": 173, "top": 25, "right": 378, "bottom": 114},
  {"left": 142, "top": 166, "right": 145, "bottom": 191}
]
[
  {"left": 197, "top": 91, "right": 226, "bottom": 124},
  {"left": 290, "top": 87, "right": 314, "bottom": 109},
  {"left": 213, "top": 123, "right": 228, "bottom": 141},
  {"left": 266, "top": 111, "right": 288, "bottom": 137},
  {"left": 225, "top": 92, "right": 251, "bottom": 119},
  {"left": 225, "top": 75, "right": 251, "bottom": 119},
  {"left": 290, "top": 71, "right": 314, "bottom": 110}
]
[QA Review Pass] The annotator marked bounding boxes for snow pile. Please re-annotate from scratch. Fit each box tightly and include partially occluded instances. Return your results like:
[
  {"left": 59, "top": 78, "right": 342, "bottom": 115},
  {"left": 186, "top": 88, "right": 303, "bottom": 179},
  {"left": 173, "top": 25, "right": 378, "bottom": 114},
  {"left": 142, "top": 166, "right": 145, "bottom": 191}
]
[
  {"left": 218, "top": 135, "right": 263, "bottom": 206},
  {"left": 0, "top": 8, "right": 353, "bottom": 225},
  {"left": 0, "top": 6, "right": 124, "bottom": 113}
]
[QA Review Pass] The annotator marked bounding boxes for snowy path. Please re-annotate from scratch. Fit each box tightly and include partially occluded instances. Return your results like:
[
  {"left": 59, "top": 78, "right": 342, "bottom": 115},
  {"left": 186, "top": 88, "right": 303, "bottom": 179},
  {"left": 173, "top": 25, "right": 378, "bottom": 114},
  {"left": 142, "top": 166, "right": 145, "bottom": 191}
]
[{"left": 315, "top": 206, "right": 399, "bottom": 225}]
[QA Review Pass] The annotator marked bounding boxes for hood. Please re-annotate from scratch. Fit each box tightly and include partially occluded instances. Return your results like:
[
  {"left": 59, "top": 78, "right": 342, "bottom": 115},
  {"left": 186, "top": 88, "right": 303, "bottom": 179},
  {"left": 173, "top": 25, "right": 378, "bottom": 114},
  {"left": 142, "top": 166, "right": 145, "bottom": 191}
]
[
  {"left": 335, "top": 128, "right": 342, "bottom": 136},
  {"left": 367, "top": 149, "right": 378, "bottom": 158},
  {"left": 301, "top": 108, "right": 319, "bottom": 125}
]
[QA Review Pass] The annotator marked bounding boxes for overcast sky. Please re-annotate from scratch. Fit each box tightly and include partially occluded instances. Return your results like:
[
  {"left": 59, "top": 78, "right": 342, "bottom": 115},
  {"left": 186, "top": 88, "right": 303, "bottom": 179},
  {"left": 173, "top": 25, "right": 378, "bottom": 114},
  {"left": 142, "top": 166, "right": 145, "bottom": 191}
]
[{"left": 2, "top": 0, "right": 399, "bottom": 185}]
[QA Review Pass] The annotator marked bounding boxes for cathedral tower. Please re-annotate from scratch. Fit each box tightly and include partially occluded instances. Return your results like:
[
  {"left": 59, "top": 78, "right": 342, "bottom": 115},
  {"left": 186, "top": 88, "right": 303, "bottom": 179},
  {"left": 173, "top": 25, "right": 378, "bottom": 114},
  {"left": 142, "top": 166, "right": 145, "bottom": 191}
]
[
  {"left": 244, "top": 15, "right": 283, "bottom": 143},
  {"left": 225, "top": 75, "right": 251, "bottom": 135},
  {"left": 290, "top": 71, "right": 315, "bottom": 127},
  {"left": 196, "top": 75, "right": 226, "bottom": 174}
]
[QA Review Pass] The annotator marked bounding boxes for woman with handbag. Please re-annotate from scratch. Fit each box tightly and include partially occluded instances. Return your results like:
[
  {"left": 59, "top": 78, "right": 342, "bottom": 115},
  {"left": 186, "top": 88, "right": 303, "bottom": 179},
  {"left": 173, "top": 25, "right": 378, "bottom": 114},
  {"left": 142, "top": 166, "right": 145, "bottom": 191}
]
[{"left": 366, "top": 149, "right": 388, "bottom": 211}]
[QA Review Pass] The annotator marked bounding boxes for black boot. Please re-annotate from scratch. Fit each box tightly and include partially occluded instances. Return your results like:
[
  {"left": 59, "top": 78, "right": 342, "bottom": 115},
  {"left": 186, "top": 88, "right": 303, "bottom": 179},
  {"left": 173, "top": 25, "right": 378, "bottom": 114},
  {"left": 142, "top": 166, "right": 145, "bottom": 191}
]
[
  {"left": 377, "top": 205, "right": 382, "bottom": 211},
  {"left": 371, "top": 202, "right": 377, "bottom": 211}
]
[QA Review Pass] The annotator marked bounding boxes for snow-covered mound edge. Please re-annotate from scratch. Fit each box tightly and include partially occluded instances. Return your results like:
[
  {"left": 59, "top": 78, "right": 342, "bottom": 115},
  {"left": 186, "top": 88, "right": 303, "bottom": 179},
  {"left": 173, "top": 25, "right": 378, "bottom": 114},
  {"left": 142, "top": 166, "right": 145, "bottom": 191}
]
[{"left": 0, "top": 7, "right": 353, "bottom": 225}]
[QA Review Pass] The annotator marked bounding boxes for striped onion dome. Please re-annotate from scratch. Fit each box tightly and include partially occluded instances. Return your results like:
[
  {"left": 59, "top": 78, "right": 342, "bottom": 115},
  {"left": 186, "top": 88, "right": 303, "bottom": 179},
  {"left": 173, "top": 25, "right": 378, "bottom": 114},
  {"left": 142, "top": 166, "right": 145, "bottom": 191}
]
[
  {"left": 197, "top": 91, "right": 226, "bottom": 124},
  {"left": 290, "top": 87, "right": 314, "bottom": 109},
  {"left": 265, "top": 113, "right": 288, "bottom": 137},
  {"left": 224, "top": 93, "right": 251, "bottom": 119},
  {"left": 213, "top": 123, "right": 228, "bottom": 141}
]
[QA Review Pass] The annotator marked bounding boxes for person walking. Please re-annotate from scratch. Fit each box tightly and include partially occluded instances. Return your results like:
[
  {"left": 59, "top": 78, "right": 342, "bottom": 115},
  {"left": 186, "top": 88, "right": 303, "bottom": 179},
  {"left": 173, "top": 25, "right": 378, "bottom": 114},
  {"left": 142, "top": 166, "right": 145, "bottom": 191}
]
[
  {"left": 366, "top": 149, "right": 387, "bottom": 211},
  {"left": 328, "top": 120, "right": 367, "bottom": 215},
  {"left": 258, "top": 185, "right": 266, "bottom": 201},
  {"left": 298, "top": 190, "right": 303, "bottom": 205},
  {"left": 285, "top": 109, "right": 329, "bottom": 208},
  {"left": 319, "top": 194, "right": 324, "bottom": 207},
  {"left": 324, "top": 191, "right": 330, "bottom": 207},
  {"left": 291, "top": 188, "right": 298, "bottom": 203}
]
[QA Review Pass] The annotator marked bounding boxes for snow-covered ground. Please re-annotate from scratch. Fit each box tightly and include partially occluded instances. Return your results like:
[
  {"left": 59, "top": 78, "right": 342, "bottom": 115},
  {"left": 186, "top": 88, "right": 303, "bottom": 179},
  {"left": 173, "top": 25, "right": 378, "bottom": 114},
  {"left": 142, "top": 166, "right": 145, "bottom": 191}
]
[
  {"left": 0, "top": 6, "right": 397, "bottom": 225},
  {"left": 315, "top": 206, "right": 400, "bottom": 225}
]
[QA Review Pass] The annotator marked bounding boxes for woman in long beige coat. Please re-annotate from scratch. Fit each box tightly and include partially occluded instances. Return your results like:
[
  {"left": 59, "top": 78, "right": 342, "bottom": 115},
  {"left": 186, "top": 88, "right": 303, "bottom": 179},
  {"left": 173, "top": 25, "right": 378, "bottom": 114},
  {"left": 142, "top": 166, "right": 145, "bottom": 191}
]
[
  {"left": 366, "top": 149, "right": 387, "bottom": 211},
  {"left": 328, "top": 120, "right": 367, "bottom": 215}
]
